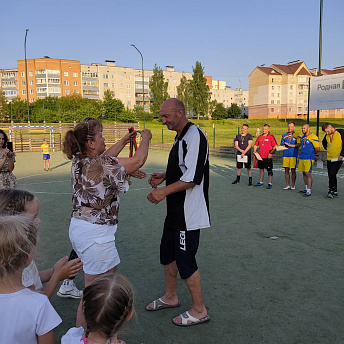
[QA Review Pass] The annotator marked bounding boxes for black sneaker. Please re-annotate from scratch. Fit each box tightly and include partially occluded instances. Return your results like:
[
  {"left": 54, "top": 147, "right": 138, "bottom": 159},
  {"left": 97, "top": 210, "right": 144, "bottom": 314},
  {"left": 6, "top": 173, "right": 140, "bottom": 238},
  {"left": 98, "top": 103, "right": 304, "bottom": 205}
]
[
  {"left": 248, "top": 181, "right": 253, "bottom": 186},
  {"left": 298, "top": 189, "right": 307, "bottom": 194},
  {"left": 333, "top": 191, "right": 339, "bottom": 197},
  {"left": 232, "top": 179, "right": 239, "bottom": 184}
]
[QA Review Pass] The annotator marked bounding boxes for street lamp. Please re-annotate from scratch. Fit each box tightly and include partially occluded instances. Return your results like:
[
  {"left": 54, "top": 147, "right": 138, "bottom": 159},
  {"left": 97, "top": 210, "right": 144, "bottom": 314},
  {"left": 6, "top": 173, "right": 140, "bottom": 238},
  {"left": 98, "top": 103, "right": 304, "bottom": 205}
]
[
  {"left": 24, "top": 29, "right": 30, "bottom": 123},
  {"left": 316, "top": 0, "right": 323, "bottom": 137},
  {"left": 130, "top": 44, "right": 145, "bottom": 128}
]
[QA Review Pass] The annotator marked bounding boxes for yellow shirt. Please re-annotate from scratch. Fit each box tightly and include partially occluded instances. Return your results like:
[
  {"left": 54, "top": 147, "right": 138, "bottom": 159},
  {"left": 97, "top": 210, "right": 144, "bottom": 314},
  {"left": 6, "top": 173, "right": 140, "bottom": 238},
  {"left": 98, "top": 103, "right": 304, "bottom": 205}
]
[
  {"left": 325, "top": 130, "right": 342, "bottom": 160},
  {"left": 41, "top": 143, "right": 50, "bottom": 154}
]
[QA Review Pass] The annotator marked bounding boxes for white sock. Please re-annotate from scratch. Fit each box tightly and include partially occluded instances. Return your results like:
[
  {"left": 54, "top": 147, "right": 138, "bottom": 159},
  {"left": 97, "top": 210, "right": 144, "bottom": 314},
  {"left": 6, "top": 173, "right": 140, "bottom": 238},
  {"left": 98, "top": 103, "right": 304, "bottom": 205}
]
[
  {"left": 305, "top": 185, "right": 308, "bottom": 191},
  {"left": 308, "top": 189, "right": 311, "bottom": 194},
  {"left": 63, "top": 280, "right": 74, "bottom": 287}
]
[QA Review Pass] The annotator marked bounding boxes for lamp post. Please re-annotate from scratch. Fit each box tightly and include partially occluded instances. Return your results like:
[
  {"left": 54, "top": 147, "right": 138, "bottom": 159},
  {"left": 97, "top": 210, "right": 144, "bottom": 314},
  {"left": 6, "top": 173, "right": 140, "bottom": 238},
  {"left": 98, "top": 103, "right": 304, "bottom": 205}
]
[
  {"left": 130, "top": 44, "right": 145, "bottom": 128},
  {"left": 316, "top": 0, "right": 323, "bottom": 137},
  {"left": 24, "top": 29, "right": 30, "bottom": 123}
]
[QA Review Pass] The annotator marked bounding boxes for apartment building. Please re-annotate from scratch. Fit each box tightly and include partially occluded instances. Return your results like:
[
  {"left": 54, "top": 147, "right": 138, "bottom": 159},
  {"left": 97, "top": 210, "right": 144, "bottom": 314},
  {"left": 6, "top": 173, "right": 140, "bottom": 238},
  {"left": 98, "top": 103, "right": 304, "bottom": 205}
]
[
  {"left": 1, "top": 68, "right": 18, "bottom": 101},
  {"left": 249, "top": 61, "right": 344, "bottom": 119},
  {"left": 17, "top": 57, "right": 82, "bottom": 103}
]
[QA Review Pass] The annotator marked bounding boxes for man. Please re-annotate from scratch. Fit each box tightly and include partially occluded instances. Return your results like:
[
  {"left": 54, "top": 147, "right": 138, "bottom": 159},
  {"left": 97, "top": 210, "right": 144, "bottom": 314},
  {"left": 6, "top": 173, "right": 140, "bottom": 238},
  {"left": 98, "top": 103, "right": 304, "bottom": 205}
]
[
  {"left": 280, "top": 122, "right": 300, "bottom": 190},
  {"left": 322, "top": 123, "right": 344, "bottom": 198},
  {"left": 253, "top": 124, "right": 278, "bottom": 189},
  {"left": 297, "top": 124, "right": 320, "bottom": 197},
  {"left": 146, "top": 98, "right": 210, "bottom": 327},
  {"left": 232, "top": 124, "right": 253, "bottom": 185}
]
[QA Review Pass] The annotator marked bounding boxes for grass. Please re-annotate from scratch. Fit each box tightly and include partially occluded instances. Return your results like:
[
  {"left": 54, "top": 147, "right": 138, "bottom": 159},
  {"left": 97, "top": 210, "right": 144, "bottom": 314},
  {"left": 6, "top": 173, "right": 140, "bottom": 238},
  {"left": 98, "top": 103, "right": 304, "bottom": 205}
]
[{"left": 144, "top": 118, "right": 344, "bottom": 147}]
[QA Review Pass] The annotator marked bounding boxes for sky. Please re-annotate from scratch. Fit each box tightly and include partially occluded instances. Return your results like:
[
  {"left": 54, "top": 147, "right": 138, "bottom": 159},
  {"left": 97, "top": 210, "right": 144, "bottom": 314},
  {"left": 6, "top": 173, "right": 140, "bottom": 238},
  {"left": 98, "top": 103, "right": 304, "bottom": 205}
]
[{"left": 1, "top": 0, "right": 343, "bottom": 90}]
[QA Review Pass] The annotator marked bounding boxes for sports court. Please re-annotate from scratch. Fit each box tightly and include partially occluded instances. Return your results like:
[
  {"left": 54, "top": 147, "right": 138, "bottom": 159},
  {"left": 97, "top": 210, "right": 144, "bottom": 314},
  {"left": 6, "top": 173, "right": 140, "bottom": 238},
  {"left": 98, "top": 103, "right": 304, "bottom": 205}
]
[{"left": 14, "top": 149, "right": 344, "bottom": 344}]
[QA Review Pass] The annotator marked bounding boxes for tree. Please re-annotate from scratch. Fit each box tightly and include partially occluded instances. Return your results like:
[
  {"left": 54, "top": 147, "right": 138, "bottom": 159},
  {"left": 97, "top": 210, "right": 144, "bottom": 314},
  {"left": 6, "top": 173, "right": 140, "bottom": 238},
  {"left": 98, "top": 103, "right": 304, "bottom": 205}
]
[
  {"left": 211, "top": 102, "right": 227, "bottom": 120},
  {"left": 102, "top": 90, "right": 124, "bottom": 121},
  {"left": 11, "top": 97, "right": 27, "bottom": 122},
  {"left": 0, "top": 88, "right": 9, "bottom": 121},
  {"left": 228, "top": 103, "right": 241, "bottom": 118},
  {"left": 149, "top": 64, "right": 169, "bottom": 118},
  {"left": 176, "top": 75, "right": 191, "bottom": 116},
  {"left": 189, "top": 61, "right": 211, "bottom": 119}
]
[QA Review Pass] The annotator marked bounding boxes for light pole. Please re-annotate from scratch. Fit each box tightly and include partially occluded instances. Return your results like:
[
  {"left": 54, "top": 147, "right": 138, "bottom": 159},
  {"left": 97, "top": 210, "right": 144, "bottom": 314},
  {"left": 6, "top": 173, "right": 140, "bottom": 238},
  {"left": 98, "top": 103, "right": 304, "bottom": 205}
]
[
  {"left": 131, "top": 44, "right": 145, "bottom": 128},
  {"left": 24, "top": 29, "right": 30, "bottom": 123},
  {"left": 316, "top": 0, "right": 323, "bottom": 137}
]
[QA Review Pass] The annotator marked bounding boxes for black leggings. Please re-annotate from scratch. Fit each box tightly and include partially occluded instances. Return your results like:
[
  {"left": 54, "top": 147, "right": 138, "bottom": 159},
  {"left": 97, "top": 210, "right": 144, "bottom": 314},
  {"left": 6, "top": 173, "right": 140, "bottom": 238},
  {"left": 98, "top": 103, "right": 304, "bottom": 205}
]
[{"left": 327, "top": 160, "right": 343, "bottom": 191}]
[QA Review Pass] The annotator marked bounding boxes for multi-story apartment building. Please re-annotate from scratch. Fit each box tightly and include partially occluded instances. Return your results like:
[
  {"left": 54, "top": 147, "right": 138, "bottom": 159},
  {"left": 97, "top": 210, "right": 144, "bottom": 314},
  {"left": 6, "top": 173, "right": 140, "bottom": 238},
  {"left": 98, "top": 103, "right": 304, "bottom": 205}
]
[
  {"left": 249, "top": 61, "right": 344, "bottom": 119},
  {"left": 207, "top": 75, "right": 248, "bottom": 117},
  {"left": 17, "top": 57, "right": 81, "bottom": 103},
  {"left": 1, "top": 68, "right": 18, "bottom": 101}
]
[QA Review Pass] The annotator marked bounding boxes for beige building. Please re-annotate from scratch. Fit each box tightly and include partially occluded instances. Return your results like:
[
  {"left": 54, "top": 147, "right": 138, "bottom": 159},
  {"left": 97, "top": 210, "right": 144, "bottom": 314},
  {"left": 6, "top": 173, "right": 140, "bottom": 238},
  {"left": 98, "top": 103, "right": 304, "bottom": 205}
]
[
  {"left": 1, "top": 68, "right": 18, "bottom": 101},
  {"left": 249, "top": 61, "right": 344, "bottom": 119}
]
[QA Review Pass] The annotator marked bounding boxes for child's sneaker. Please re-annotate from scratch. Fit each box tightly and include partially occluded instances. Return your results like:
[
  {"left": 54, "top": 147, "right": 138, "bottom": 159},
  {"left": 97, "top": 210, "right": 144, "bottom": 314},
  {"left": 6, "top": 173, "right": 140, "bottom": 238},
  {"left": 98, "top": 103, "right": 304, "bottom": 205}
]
[
  {"left": 254, "top": 182, "right": 264, "bottom": 187},
  {"left": 57, "top": 282, "right": 83, "bottom": 299}
]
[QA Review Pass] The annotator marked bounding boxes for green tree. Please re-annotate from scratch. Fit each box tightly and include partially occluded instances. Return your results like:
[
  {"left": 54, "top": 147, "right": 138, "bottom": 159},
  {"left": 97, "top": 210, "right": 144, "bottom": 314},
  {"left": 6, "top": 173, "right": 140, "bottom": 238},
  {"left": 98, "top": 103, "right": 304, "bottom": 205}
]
[
  {"left": 11, "top": 97, "right": 27, "bottom": 122},
  {"left": 149, "top": 64, "right": 169, "bottom": 118},
  {"left": 0, "top": 88, "right": 9, "bottom": 121},
  {"left": 176, "top": 75, "right": 191, "bottom": 116},
  {"left": 228, "top": 103, "right": 241, "bottom": 118},
  {"left": 189, "top": 61, "right": 211, "bottom": 119},
  {"left": 211, "top": 102, "right": 227, "bottom": 120},
  {"left": 102, "top": 90, "right": 124, "bottom": 121}
]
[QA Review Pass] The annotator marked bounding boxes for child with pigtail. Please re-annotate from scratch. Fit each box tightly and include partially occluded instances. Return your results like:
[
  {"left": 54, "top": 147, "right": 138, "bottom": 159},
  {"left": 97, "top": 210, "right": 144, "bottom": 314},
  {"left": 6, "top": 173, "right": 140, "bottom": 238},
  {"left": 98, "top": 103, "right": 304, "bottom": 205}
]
[{"left": 62, "top": 273, "right": 134, "bottom": 344}]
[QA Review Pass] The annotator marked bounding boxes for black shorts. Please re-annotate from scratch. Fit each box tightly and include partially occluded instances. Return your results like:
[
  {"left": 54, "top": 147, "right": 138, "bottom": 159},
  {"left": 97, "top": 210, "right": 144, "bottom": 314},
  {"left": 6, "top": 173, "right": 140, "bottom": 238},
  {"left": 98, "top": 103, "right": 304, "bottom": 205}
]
[
  {"left": 160, "top": 220, "right": 200, "bottom": 280},
  {"left": 258, "top": 158, "right": 273, "bottom": 172},
  {"left": 236, "top": 155, "right": 252, "bottom": 169}
]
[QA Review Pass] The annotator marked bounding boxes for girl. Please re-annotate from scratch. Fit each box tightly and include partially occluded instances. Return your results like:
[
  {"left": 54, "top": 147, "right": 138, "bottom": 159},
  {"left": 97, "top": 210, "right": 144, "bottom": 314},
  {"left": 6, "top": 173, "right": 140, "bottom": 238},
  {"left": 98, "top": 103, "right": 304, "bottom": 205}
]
[
  {"left": 62, "top": 273, "right": 134, "bottom": 344},
  {"left": 62, "top": 118, "right": 151, "bottom": 326},
  {"left": 0, "top": 128, "right": 16, "bottom": 189},
  {"left": 0, "top": 215, "right": 62, "bottom": 344},
  {"left": 0, "top": 188, "right": 83, "bottom": 299}
]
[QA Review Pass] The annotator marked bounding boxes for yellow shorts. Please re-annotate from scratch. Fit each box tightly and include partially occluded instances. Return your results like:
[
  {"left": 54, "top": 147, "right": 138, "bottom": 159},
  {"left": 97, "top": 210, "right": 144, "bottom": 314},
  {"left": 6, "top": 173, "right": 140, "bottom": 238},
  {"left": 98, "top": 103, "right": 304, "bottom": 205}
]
[
  {"left": 298, "top": 159, "right": 314, "bottom": 173},
  {"left": 283, "top": 157, "right": 297, "bottom": 169}
]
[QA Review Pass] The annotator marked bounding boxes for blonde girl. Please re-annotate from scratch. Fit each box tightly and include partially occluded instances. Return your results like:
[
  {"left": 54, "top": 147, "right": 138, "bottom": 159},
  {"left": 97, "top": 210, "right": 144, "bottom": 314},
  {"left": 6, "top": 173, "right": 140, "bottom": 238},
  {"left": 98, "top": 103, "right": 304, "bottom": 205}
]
[
  {"left": 62, "top": 273, "right": 134, "bottom": 344},
  {"left": 0, "top": 215, "right": 61, "bottom": 344}
]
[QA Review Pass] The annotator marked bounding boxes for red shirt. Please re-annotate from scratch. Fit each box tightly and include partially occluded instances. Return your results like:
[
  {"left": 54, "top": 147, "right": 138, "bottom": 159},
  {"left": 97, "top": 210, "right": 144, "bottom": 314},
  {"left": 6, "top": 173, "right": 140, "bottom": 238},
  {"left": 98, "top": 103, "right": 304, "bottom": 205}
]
[{"left": 255, "top": 133, "right": 278, "bottom": 159}]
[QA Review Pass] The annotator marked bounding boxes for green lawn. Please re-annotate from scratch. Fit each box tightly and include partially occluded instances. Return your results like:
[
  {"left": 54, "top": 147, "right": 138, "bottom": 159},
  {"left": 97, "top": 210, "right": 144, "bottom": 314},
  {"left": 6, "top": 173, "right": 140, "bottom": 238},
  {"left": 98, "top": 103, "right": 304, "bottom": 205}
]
[{"left": 144, "top": 118, "right": 344, "bottom": 148}]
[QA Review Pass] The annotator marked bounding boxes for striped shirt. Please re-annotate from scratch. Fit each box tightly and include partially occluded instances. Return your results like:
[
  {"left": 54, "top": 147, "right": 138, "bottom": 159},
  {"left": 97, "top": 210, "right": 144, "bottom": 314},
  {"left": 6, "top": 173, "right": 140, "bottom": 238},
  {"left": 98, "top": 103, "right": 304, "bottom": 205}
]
[{"left": 165, "top": 122, "right": 210, "bottom": 231}]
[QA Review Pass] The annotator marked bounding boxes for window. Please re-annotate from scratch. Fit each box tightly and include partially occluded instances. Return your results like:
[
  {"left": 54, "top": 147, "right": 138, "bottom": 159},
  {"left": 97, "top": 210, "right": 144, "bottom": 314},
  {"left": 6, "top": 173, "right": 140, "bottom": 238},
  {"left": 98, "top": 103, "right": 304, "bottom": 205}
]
[
  {"left": 30, "top": 89, "right": 34, "bottom": 94},
  {"left": 22, "top": 81, "right": 26, "bottom": 86},
  {"left": 126, "top": 92, "right": 131, "bottom": 97},
  {"left": 64, "top": 81, "right": 69, "bottom": 86},
  {"left": 126, "top": 84, "right": 131, "bottom": 89},
  {"left": 120, "top": 83, "right": 124, "bottom": 89},
  {"left": 120, "top": 92, "right": 123, "bottom": 97},
  {"left": 74, "top": 90, "right": 79, "bottom": 95},
  {"left": 271, "top": 86, "right": 274, "bottom": 90},
  {"left": 74, "top": 81, "right": 78, "bottom": 86},
  {"left": 104, "top": 83, "right": 108, "bottom": 88},
  {"left": 271, "top": 78, "right": 274, "bottom": 82},
  {"left": 73, "top": 72, "right": 78, "bottom": 77},
  {"left": 22, "top": 90, "right": 26, "bottom": 95},
  {"left": 103, "top": 74, "right": 109, "bottom": 79},
  {"left": 271, "top": 93, "right": 274, "bottom": 97},
  {"left": 21, "top": 72, "right": 25, "bottom": 77},
  {"left": 271, "top": 108, "right": 274, "bottom": 112},
  {"left": 277, "top": 100, "right": 280, "bottom": 104},
  {"left": 289, "top": 93, "right": 293, "bottom": 97},
  {"left": 277, "top": 93, "right": 280, "bottom": 97},
  {"left": 29, "top": 80, "right": 33, "bottom": 85},
  {"left": 289, "top": 107, "right": 293, "bottom": 111},
  {"left": 290, "top": 85, "right": 293, "bottom": 90},
  {"left": 271, "top": 100, "right": 274, "bottom": 104},
  {"left": 30, "top": 98, "right": 34, "bottom": 103},
  {"left": 112, "top": 83, "right": 115, "bottom": 88},
  {"left": 29, "top": 71, "right": 33, "bottom": 76},
  {"left": 290, "top": 77, "right": 294, "bottom": 82},
  {"left": 277, "top": 108, "right": 280, "bottom": 112},
  {"left": 65, "top": 90, "right": 70, "bottom": 95},
  {"left": 298, "top": 77, "right": 307, "bottom": 82},
  {"left": 64, "top": 72, "right": 69, "bottom": 77}
]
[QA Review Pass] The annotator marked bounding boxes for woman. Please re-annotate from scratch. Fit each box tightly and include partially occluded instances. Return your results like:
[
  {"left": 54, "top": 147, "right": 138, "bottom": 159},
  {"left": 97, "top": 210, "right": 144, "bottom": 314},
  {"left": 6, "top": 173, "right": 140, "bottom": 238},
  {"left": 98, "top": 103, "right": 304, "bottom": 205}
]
[
  {"left": 63, "top": 118, "right": 151, "bottom": 326},
  {"left": 0, "top": 129, "right": 17, "bottom": 189}
]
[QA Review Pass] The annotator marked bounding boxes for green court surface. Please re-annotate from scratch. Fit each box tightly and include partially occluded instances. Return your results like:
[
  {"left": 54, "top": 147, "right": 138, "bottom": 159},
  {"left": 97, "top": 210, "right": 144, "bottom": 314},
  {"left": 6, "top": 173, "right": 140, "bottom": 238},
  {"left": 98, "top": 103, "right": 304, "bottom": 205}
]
[{"left": 14, "top": 150, "right": 344, "bottom": 344}]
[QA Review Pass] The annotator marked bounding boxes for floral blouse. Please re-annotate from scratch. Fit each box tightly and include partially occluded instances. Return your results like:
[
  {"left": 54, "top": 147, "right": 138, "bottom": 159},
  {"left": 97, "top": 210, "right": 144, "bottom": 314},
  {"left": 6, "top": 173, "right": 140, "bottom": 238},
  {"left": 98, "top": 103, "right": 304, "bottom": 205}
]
[{"left": 71, "top": 154, "right": 128, "bottom": 225}]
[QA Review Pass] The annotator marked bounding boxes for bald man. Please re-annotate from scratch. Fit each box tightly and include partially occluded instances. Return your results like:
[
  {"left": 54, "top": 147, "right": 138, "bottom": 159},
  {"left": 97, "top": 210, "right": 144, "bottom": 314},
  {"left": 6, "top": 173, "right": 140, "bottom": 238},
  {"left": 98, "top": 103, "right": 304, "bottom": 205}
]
[
  {"left": 146, "top": 98, "right": 210, "bottom": 327},
  {"left": 297, "top": 124, "right": 320, "bottom": 197}
]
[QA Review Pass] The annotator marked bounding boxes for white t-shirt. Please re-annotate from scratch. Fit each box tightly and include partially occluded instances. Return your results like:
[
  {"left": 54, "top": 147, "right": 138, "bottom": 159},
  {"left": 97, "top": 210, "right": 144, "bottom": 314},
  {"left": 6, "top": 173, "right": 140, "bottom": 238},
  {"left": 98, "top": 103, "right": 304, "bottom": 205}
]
[
  {"left": 0, "top": 288, "right": 62, "bottom": 344},
  {"left": 22, "top": 260, "right": 43, "bottom": 291}
]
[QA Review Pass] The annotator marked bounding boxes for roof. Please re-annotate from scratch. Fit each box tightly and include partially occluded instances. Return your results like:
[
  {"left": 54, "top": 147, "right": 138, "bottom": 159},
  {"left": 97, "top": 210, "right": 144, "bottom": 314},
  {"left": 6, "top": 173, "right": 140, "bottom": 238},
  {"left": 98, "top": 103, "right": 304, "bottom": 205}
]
[
  {"left": 321, "top": 68, "right": 344, "bottom": 75},
  {"left": 297, "top": 67, "right": 312, "bottom": 76},
  {"left": 272, "top": 62, "right": 303, "bottom": 74},
  {"left": 256, "top": 67, "right": 281, "bottom": 75}
]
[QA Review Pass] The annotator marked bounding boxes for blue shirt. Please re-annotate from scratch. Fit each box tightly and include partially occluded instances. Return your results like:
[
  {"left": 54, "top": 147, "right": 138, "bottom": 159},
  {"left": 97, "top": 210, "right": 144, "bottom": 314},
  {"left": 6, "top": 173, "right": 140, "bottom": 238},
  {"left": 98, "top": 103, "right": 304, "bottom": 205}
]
[
  {"left": 299, "top": 133, "right": 320, "bottom": 160},
  {"left": 280, "top": 132, "right": 300, "bottom": 158}
]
